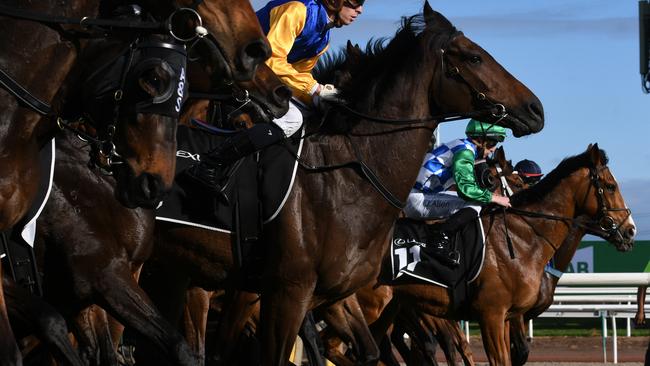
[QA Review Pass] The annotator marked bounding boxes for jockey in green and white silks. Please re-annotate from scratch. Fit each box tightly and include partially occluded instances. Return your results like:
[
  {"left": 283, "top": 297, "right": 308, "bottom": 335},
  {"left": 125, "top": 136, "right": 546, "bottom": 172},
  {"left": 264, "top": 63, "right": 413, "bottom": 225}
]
[{"left": 404, "top": 119, "right": 509, "bottom": 220}]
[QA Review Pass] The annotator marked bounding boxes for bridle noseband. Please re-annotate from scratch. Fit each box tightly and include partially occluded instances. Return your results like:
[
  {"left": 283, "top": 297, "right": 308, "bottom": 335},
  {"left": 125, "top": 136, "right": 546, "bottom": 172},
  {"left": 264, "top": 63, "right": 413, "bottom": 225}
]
[{"left": 582, "top": 166, "right": 632, "bottom": 242}]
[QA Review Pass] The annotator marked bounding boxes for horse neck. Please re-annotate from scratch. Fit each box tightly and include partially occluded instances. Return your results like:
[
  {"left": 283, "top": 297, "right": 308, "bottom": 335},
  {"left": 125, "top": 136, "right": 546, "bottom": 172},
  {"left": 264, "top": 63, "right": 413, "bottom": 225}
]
[
  {"left": 0, "top": 1, "right": 100, "bottom": 145},
  {"left": 341, "top": 57, "right": 441, "bottom": 203},
  {"left": 509, "top": 170, "right": 589, "bottom": 270}
]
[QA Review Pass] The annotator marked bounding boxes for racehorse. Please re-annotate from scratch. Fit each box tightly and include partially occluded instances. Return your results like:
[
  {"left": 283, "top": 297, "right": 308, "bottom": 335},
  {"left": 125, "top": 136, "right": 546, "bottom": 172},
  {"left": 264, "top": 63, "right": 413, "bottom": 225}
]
[
  {"left": 317, "top": 148, "right": 517, "bottom": 366},
  {"left": 373, "top": 144, "right": 635, "bottom": 365},
  {"left": 0, "top": 1, "right": 269, "bottom": 363},
  {"left": 258, "top": 3, "right": 544, "bottom": 364},
  {"left": 34, "top": 56, "right": 288, "bottom": 366},
  {"left": 146, "top": 3, "right": 545, "bottom": 365}
]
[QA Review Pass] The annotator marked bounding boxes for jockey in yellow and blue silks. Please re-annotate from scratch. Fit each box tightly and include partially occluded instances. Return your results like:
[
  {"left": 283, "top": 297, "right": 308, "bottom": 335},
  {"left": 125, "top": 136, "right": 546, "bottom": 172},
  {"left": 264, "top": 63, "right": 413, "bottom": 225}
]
[{"left": 185, "top": 0, "right": 364, "bottom": 195}]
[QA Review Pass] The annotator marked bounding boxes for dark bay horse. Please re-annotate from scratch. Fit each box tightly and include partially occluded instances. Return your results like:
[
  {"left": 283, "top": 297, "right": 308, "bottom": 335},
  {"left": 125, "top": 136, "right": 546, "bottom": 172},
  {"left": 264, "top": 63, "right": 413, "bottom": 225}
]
[
  {"left": 0, "top": 1, "right": 269, "bottom": 363},
  {"left": 377, "top": 144, "right": 635, "bottom": 365},
  {"left": 258, "top": 3, "right": 544, "bottom": 364},
  {"left": 148, "top": 3, "right": 545, "bottom": 365},
  {"left": 30, "top": 58, "right": 290, "bottom": 366}
]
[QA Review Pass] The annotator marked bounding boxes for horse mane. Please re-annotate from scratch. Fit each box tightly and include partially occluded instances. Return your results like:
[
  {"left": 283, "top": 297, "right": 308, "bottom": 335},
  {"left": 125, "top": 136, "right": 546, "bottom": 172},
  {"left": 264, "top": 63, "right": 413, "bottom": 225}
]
[
  {"left": 510, "top": 148, "right": 609, "bottom": 206},
  {"left": 312, "top": 14, "right": 457, "bottom": 134}
]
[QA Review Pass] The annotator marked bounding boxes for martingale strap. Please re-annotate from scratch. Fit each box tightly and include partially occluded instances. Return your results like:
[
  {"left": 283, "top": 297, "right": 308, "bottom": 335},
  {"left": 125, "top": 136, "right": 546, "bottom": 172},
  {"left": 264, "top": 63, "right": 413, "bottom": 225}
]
[{"left": 0, "top": 68, "right": 52, "bottom": 116}]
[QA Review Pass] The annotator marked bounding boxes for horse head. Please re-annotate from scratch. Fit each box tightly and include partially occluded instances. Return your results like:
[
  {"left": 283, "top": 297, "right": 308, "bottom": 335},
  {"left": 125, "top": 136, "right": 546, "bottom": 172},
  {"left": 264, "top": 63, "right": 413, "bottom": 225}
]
[
  {"left": 72, "top": 33, "right": 188, "bottom": 208},
  {"left": 421, "top": 1, "right": 544, "bottom": 136},
  {"left": 575, "top": 144, "right": 636, "bottom": 250},
  {"left": 184, "top": 59, "right": 292, "bottom": 129}
]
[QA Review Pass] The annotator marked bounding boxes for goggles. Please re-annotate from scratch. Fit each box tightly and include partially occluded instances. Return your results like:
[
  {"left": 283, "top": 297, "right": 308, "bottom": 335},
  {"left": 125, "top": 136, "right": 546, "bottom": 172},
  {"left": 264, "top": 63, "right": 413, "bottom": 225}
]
[
  {"left": 344, "top": 0, "right": 365, "bottom": 8},
  {"left": 484, "top": 139, "right": 499, "bottom": 148}
]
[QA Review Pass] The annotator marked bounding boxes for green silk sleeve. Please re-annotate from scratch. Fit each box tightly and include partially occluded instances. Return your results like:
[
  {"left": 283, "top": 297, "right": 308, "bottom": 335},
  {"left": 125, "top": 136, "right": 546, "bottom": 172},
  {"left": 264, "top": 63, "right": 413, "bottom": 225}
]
[{"left": 452, "top": 149, "right": 492, "bottom": 203}]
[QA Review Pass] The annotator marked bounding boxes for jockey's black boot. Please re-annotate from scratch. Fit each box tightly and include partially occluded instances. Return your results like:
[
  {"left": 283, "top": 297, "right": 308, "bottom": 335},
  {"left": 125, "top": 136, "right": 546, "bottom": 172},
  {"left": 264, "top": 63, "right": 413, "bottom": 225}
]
[{"left": 185, "top": 123, "right": 285, "bottom": 195}]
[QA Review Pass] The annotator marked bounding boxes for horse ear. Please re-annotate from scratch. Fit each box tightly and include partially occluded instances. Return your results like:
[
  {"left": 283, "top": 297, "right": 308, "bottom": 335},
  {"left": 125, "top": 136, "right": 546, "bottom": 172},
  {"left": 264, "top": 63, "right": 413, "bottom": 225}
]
[
  {"left": 495, "top": 146, "right": 506, "bottom": 164},
  {"left": 423, "top": 1, "right": 455, "bottom": 32},
  {"left": 588, "top": 143, "right": 603, "bottom": 165},
  {"left": 346, "top": 40, "right": 362, "bottom": 59}
]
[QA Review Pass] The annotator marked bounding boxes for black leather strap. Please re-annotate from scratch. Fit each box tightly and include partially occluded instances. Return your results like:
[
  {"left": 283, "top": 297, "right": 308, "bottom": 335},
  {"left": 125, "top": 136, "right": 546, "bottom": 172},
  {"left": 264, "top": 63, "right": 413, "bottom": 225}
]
[{"left": 0, "top": 68, "right": 52, "bottom": 116}]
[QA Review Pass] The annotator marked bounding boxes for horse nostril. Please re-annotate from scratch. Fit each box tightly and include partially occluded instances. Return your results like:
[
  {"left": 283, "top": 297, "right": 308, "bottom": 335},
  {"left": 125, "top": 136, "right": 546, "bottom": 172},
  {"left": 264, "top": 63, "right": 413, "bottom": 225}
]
[
  {"left": 273, "top": 85, "right": 292, "bottom": 104},
  {"left": 528, "top": 100, "right": 544, "bottom": 121},
  {"left": 625, "top": 226, "right": 636, "bottom": 239},
  {"left": 139, "top": 173, "right": 162, "bottom": 200},
  {"left": 243, "top": 39, "right": 271, "bottom": 63}
]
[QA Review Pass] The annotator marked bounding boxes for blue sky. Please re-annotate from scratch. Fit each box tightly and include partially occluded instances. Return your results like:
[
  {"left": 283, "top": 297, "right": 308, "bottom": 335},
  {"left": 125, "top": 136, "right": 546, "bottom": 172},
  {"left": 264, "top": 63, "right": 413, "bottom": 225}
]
[{"left": 252, "top": 0, "right": 650, "bottom": 239}]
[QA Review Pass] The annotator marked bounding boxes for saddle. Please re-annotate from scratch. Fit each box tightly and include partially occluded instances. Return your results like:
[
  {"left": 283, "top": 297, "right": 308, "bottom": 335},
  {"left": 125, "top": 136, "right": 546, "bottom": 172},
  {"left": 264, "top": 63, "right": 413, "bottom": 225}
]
[
  {"left": 389, "top": 216, "right": 486, "bottom": 312},
  {"left": 155, "top": 123, "right": 304, "bottom": 290}
]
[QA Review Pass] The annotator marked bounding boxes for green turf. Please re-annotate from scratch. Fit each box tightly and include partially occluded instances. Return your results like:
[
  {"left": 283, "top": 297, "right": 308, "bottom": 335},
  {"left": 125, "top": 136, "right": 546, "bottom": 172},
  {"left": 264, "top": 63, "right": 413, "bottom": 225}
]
[{"left": 463, "top": 318, "right": 650, "bottom": 337}]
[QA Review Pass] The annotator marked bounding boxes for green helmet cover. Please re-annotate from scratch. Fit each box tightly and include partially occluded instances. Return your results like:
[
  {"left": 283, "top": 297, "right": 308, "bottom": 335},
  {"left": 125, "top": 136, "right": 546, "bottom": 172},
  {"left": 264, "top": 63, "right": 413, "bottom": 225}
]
[{"left": 465, "top": 119, "right": 507, "bottom": 142}]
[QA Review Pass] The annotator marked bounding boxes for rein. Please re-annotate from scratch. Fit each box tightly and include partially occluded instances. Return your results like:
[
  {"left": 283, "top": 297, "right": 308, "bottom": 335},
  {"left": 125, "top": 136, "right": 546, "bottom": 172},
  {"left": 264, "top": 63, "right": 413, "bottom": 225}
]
[
  {"left": 486, "top": 165, "right": 631, "bottom": 253},
  {"left": 0, "top": 6, "right": 205, "bottom": 119},
  {"left": 292, "top": 31, "right": 512, "bottom": 209}
]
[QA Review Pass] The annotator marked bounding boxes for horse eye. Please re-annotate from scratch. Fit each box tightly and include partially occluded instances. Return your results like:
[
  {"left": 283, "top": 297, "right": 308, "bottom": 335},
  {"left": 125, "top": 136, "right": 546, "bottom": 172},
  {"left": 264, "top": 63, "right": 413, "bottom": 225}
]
[
  {"left": 469, "top": 55, "right": 482, "bottom": 65},
  {"left": 139, "top": 68, "right": 169, "bottom": 96},
  {"left": 605, "top": 183, "right": 616, "bottom": 192}
]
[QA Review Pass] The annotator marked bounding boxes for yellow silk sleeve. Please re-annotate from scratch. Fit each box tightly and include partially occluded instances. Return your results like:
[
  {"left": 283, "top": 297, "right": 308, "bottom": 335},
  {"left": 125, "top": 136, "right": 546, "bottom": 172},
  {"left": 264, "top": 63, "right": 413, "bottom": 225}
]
[{"left": 266, "top": 1, "right": 324, "bottom": 105}]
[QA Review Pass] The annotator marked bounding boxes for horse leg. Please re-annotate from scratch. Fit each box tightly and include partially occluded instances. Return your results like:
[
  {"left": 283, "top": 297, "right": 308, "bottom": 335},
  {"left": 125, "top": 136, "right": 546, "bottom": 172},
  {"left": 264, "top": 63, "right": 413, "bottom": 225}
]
[
  {"left": 0, "top": 261, "right": 22, "bottom": 366},
  {"left": 448, "top": 320, "right": 474, "bottom": 366},
  {"left": 369, "top": 297, "right": 400, "bottom": 344},
  {"left": 478, "top": 311, "right": 509, "bottom": 366},
  {"left": 434, "top": 322, "right": 456, "bottom": 366},
  {"left": 212, "top": 290, "right": 259, "bottom": 365},
  {"left": 4, "top": 278, "right": 82, "bottom": 366},
  {"left": 389, "top": 318, "right": 411, "bottom": 364},
  {"left": 95, "top": 268, "right": 195, "bottom": 366},
  {"left": 341, "top": 294, "right": 379, "bottom": 365},
  {"left": 260, "top": 283, "right": 313, "bottom": 366},
  {"left": 182, "top": 287, "right": 211, "bottom": 365},
  {"left": 320, "top": 294, "right": 379, "bottom": 366},
  {"left": 377, "top": 334, "right": 400, "bottom": 366},
  {"left": 319, "top": 302, "right": 356, "bottom": 366},
  {"left": 508, "top": 316, "right": 529, "bottom": 366},
  {"left": 72, "top": 306, "right": 117, "bottom": 366},
  {"left": 298, "top": 311, "right": 326, "bottom": 366}
]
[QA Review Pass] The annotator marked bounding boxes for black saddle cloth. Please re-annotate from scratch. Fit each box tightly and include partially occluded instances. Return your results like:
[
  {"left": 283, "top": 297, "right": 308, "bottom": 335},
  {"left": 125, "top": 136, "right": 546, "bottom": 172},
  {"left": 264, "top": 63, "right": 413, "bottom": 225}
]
[
  {"left": 155, "top": 124, "right": 303, "bottom": 231},
  {"left": 1, "top": 138, "right": 54, "bottom": 296},
  {"left": 389, "top": 217, "right": 486, "bottom": 311}
]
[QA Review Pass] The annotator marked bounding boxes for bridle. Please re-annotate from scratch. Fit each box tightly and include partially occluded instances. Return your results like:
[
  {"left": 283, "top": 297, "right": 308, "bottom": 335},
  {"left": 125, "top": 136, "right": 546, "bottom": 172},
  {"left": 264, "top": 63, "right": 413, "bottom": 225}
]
[
  {"left": 581, "top": 166, "right": 632, "bottom": 242},
  {"left": 491, "top": 165, "right": 632, "bottom": 247},
  {"left": 294, "top": 31, "right": 513, "bottom": 209},
  {"left": 330, "top": 31, "right": 508, "bottom": 126},
  {"left": 58, "top": 35, "right": 189, "bottom": 172},
  {"left": 0, "top": 5, "right": 210, "bottom": 172}
]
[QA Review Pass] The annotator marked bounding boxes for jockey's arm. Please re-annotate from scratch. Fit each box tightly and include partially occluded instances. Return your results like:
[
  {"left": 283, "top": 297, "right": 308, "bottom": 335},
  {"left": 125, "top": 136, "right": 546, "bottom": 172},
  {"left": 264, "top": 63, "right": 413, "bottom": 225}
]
[
  {"left": 453, "top": 149, "right": 492, "bottom": 203},
  {"left": 266, "top": 2, "right": 324, "bottom": 105}
]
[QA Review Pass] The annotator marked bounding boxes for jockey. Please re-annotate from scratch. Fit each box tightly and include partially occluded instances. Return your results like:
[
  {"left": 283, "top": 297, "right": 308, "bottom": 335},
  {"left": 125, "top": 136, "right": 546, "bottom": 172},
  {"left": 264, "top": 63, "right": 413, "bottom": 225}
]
[
  {"left": 404, "top": 119, "right": 511, "bottom": 246},
  {"left": 514, "top": 159, "right": 544, "bottom": 185},
  {"left": 186, "top": 0, "right": 364, "bottom": 193}
]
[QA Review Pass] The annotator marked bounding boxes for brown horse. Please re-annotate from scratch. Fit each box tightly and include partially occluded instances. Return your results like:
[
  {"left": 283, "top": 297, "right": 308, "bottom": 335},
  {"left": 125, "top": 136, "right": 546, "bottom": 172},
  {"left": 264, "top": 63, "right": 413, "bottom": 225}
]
[
  {"left": 374, "top": 144, "right": 635, "bottom": 365},
  {"left": 318, "top": 148, "right": 516, "bottom": 366},
  {"left": 0, "top": 1, "right": 269, "bottom": 363},
  {"left": 147, "top": 3, "right": 544, "bottom": 365},
  {"left": 258, "top": 3, "right": 544, "bottom": 364},
  {"left": 61, "top": 58, "right": 287, "bottom": 366}
]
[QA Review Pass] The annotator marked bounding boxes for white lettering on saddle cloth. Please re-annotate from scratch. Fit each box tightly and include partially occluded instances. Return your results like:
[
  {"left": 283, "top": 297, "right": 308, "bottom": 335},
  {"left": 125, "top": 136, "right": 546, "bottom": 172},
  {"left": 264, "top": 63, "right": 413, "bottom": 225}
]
[
  {"left": 177, "top": 150, "right": 200, "bottom": 161},
  {"left": 174, "top": 67, "right": 186, "bottom": 113},
  {"left": 393, "top": 237, "right": 426, "bottom": 274}
]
